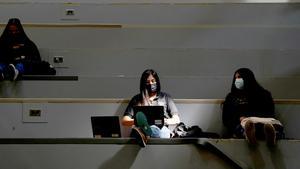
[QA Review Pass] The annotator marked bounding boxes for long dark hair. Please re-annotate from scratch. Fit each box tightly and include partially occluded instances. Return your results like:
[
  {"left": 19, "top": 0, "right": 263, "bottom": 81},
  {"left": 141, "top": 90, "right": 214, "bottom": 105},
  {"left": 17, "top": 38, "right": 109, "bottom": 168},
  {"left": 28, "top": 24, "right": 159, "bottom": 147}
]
[
  {"left": 139, "top": 69, "right": 161, "bottom": 95},
  {"left": 231, "top": 68, "right": 266, "bottom": 94},
  {"left": 0, "top": 18, "right": 29, "bottom": 44}
]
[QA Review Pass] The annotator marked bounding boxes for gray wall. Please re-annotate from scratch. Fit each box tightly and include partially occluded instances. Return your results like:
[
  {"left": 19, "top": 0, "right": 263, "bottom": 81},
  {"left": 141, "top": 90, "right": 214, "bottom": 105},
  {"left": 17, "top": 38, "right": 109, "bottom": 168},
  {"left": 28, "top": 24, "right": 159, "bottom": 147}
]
[
  {"left": 1, "top": 140, "right": 300, "bottom": 169},
  {"left": 0, "top": 2, "right": 300, "bottom": 99},
  {"left": 0, "top": 100, "right": 298, "bottom": 139}
]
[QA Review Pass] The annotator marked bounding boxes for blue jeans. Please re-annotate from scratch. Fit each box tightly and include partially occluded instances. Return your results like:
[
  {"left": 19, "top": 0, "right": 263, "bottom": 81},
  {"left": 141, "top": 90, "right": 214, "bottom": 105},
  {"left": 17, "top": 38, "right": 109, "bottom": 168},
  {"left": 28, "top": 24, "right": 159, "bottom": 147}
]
[
  {"left": 0, "top": 63, "right": 6, "bottom": 73},
  {"left": 150, "top": 125, "right": 171, "bottom": 138},
  {"left": 0, "top": 63, "right": 25, "bottom": 74}
]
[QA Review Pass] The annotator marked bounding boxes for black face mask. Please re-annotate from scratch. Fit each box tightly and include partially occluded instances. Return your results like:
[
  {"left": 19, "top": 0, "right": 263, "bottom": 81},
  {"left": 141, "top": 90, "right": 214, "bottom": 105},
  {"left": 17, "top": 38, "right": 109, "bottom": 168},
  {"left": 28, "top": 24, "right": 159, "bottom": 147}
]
[{"left": 146, "top": 83, "right": 157, "bottom": 93}]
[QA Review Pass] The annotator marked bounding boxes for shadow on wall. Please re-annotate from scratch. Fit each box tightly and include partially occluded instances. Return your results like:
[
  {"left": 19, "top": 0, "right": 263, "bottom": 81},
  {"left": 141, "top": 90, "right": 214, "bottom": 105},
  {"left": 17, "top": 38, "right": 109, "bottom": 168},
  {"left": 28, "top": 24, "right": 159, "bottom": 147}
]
[
  {"left": 269, "top": 146, "right": 287, "bottom": 169},
  {"left": 247, "top": 144, "right": 286, "bottom": 169},
  {"left": 0, "top": 81, "right": 21, "bottom": 97},
  {"left": 98, "top": 145, "right": 140, "bottom": 169},
  {"left": 194, "top": 144, "right": 238, "bottom": 169}
]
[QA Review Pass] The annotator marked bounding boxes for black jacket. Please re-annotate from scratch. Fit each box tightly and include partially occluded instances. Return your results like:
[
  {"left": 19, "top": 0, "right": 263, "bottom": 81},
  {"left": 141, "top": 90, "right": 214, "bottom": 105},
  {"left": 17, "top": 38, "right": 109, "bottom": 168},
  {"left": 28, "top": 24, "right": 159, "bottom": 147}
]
[
  {"left": 0, "top": 38, "right": 41, "bottom": 64},
  {"left": 222, "top": 89, "right": 275, "bottom": 136}
]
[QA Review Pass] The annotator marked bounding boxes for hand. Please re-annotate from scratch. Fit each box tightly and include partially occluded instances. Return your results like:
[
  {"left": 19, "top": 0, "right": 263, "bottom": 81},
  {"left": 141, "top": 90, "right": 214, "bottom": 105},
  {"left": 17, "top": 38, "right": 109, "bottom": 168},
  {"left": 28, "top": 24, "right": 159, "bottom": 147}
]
[{"left": 121, "top": 115, "right": 134, "bottom": 126}]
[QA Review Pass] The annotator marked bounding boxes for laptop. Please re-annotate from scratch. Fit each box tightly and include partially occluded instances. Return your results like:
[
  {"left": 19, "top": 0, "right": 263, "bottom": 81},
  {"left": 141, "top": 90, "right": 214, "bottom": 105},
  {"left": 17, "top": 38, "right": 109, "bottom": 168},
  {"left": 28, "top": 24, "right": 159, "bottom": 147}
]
[
  {"left": 133, "top": 106, "right": 164, "bottom": 128},
  {"left": 91, "top": 116, "right": 121, "bottom": 138}
]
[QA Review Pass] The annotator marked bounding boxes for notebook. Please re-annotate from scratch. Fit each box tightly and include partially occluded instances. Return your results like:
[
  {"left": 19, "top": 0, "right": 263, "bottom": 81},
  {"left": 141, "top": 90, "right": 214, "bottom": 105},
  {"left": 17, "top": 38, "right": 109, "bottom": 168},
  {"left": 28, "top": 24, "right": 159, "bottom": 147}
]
[
  {"left": 133, "top": 106, "right": 164, "bottom": 128},
  {"left": 91, "top": 116, "right": 121, "bottom": 138}
]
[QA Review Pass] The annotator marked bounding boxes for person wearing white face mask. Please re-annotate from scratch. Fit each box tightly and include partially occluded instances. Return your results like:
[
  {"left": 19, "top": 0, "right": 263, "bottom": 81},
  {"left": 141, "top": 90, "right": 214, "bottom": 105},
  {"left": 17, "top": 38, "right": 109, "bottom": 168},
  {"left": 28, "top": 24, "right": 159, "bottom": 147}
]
[
  {"left": 122, "top": 69, "right": 180, "bottom": 147},
  {"left": 222, "top": 68, "right": 284, "bottom": 146},
  {"left": 234, "top": 78, "right": 244, "bottom": 90}
]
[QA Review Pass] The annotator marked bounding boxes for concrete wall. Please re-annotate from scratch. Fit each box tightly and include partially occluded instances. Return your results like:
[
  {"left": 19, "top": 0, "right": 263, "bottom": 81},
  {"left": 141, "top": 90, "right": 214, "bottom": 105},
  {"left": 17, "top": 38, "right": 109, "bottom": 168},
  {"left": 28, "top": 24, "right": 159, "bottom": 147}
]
[
  {"left": 0, "top": 2, "right": 300, "bottom": 99},
  {"left": 0, "top": 139, "right": 299, "bottom": 169},
  {"left": 0, "top": 99, "right": 299, "bottom": 139}
]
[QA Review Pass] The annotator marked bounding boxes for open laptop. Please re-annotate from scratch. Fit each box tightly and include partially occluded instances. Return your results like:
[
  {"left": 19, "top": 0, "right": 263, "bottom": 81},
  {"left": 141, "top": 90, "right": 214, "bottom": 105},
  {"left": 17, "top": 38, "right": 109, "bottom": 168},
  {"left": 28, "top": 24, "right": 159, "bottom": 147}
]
[
  {"left": 133, "top": 106, "right": 164, "bottom": 128},
  {"left": 91, "top": 116, "right": 121, "bottom": 138}
]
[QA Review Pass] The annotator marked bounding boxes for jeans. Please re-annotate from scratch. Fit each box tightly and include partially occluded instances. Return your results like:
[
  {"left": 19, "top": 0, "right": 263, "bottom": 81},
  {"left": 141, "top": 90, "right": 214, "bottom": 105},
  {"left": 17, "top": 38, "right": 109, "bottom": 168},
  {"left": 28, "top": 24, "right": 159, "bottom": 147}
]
[
  {"left": 0, "top": 63, "right": 25, "bottom": 74},
  {"left": 150, "top": 125, "right": 171, "bottom": 138}
]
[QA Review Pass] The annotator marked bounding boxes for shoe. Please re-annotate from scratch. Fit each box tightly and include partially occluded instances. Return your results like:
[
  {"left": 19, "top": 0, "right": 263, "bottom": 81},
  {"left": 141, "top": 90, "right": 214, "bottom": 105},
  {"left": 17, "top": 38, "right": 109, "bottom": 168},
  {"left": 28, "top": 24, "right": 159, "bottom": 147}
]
[
  {"left": 244, "top": 120, "right": 257, "bottom": 145},
  {"left": 264, "top": 123, "right": 276, "bottom": 146},
  {"left": 132, "top": 126, "right": 147, "bottom": 147},
  {"left": 7, "top": 64, "right": 19, "bottom": 81},
  {"left": 135, "top": 111, "right": 152, "bottom": 136}
]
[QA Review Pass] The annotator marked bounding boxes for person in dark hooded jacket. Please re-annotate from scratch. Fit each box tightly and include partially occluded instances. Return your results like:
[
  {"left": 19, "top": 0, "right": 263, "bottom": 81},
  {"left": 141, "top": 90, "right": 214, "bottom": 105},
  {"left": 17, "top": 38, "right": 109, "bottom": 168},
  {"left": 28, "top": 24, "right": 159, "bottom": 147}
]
[
  {"left": 0, "top": 18, "right": 55, "bottom": 81},
  {"left": 222, "top": 68, "right": 283, "bottom": 146}
]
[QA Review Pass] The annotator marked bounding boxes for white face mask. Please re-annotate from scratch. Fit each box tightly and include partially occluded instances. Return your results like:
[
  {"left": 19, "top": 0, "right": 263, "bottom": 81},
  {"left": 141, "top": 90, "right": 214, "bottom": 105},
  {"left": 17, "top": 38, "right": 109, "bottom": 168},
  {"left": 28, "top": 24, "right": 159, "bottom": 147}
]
[{"left": 235, "top": 78, "right": 244, "bottom": 90}]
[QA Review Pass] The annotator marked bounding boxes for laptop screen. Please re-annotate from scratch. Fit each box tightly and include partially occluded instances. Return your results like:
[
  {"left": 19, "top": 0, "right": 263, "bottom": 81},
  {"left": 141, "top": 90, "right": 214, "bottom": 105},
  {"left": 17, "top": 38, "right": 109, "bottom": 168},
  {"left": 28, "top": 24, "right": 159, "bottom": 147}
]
[
  {"left": 133, "top": 106, "right": 164, "bottom": 128},
  {"left": 91, "top": 116, "right": 121, "bottom": 138}
]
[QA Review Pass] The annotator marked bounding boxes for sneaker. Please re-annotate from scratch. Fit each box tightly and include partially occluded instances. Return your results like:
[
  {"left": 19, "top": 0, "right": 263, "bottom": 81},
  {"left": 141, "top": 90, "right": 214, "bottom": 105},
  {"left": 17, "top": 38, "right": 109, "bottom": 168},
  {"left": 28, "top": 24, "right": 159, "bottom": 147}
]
[
  {"left": 7, "top": 64, "right": 19, "bottom": 81},
  {"left": 132, "top": 126, "right": 147, "bottom": 147},
  {"left": 135, "top": 111, "right": 152, "bottom": 136},
  {"left": 264, "top": 123, "right": 276, "bottom": 146},
  {"left": 244, "top": 120, "right": 257, "bottom": 145}
]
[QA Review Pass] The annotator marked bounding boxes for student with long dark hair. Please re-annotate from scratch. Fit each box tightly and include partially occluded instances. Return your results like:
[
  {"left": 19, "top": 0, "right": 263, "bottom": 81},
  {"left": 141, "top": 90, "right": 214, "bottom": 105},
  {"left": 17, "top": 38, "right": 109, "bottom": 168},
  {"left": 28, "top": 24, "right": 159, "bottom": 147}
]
[
  {"left": 122, "top": 69, "right": 180, "bottom": 147},
  {"left": 0, "top": 18, "right": 55, "bottom": 81},
  {"left": 222, "top": 68, "right": 284, "bottom": 146}
]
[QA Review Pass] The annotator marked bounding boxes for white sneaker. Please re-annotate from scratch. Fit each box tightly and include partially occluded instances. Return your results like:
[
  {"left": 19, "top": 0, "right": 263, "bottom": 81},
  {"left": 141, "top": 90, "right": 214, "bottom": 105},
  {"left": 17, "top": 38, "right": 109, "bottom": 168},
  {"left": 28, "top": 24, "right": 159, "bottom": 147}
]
[{"left": 8, "top": 64, "right": 19, "bottom": 81}]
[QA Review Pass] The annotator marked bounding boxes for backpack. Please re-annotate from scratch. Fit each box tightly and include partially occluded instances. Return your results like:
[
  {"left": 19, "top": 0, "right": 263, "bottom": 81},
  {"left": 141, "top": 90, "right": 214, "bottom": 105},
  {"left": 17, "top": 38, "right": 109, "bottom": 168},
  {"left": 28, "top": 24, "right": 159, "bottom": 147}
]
[
  {"left": 172, "top": 122, "right": 220, "bottom": 138},
  {"left": 31, "top": 61, "right": 56, "bottom": 75}
]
